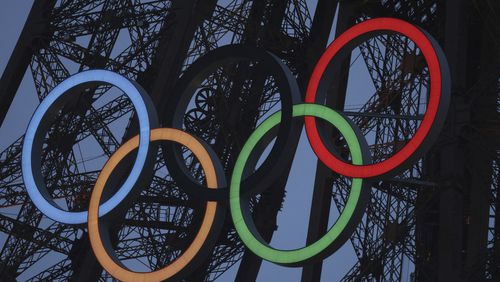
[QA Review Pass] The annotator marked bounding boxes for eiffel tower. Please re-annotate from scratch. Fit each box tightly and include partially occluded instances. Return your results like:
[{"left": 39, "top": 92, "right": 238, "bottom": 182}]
[{"left": 0, "top": 1, "right": 498, "bottom": 281}]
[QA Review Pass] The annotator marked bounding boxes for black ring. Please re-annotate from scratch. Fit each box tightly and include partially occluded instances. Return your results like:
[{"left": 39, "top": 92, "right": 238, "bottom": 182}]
[{"left": 162, "top": 44, "right": 302, "bottom": 201}]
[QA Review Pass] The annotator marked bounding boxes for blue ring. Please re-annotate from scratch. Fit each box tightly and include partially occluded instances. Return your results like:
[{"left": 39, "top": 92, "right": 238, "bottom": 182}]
[{"left": 22, "top": 70, "right": 152, "bottom": 225}]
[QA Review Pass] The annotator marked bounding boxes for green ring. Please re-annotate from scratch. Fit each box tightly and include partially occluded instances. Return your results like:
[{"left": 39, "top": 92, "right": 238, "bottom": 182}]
[{"left": 229, "top": 103, "right": 366, "bottom": 265}]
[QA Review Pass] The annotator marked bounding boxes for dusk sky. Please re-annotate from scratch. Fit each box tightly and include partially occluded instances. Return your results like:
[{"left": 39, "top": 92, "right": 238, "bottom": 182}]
[{"left": 0, "top": 2, "right": 409, "bottom": 281}]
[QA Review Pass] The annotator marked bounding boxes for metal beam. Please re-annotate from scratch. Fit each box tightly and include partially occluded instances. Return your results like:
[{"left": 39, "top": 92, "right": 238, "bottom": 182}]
[
  {"left": 0, "top": 0, "right": 56, "bottom": 127},
  {"left": 301, "top": 1, "right": 356, "bottom": 281}
]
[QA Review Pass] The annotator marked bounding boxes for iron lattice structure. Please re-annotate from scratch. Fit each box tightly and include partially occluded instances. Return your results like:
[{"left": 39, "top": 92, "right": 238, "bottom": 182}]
[{"left": 0, "top": 0, "right": 498, "bottom": 281}]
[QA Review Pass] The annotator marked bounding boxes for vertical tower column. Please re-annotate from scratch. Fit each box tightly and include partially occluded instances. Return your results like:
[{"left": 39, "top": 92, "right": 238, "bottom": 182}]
[
  {"left": 0, "top": 0, "right": 56, "bottom": 127},
  {"left": 301, "top": 1, "right": 355, "bottom": 281}
]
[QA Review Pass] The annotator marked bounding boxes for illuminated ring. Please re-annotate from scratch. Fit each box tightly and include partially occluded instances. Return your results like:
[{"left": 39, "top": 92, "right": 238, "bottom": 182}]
[
  {"left": 305, "top": 18, "right": 450, "bottom": 178},
  {"left": 22, "top": 70, "right": 158, "bottom": 225},
  {"left": 230, "top": 104, "right": 371, "bottom": 266},
  {"left": 164, "top": 44, "right": 302, "bottom": 201},
  {"left": 88, "top": 128, "right": 225, "bottom": 282}
]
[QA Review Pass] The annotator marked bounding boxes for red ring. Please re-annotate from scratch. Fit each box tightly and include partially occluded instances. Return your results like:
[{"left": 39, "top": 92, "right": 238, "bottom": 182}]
[{"left": 305, "top": 18, "right": 444, "bottom": 178}]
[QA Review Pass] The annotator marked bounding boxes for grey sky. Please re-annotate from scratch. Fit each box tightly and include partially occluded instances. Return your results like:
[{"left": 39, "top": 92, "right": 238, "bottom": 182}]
[{"left": 0, "top": 1, "right": 389, "bottom": 281}]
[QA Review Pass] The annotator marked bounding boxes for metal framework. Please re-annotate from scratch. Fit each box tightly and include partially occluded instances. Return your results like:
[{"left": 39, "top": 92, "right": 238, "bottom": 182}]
[{"left": 0, "top": 0, "right": 498, "bottom": 281}]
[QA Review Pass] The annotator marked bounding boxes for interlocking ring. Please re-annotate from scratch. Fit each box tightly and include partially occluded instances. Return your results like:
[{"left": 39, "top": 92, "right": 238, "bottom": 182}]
[
  {"left": 164, "top": 44, "right": 302, "bottom": 201},
  {"left": 229, "top": 103, "right": 371, "bottom": 266},
  {"left": 305, "top": 18, "right": 450, "bottom": 178},
  {"left": 22, "top": 70, "right": 158, "bottom": 225},
  {"left": 88, "top": 128, "right": 225, "bottom": 282},
  {"left": 21, "top": 17, "right": 451, "bottom": 282}
]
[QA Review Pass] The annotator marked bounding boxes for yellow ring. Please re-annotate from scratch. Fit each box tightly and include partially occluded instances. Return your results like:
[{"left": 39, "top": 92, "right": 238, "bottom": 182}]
[{"left": 88, "top": 128, "right": 220, "bottom": 282}]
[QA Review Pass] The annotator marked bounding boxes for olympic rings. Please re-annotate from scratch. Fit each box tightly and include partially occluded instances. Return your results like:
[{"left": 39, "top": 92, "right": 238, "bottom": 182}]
[
  {"left": 88, "top": 128, "right": 225, "bottom": 282},
  {"left": 22, "top": 70, "right": 158, "bottom": 225},
  {"left": 305, "top": 18, "right": 450, "bottom": 178},
  {"left": 20, "top": 17, "right": 450, "bottom": 281},
  {"left": 230, "top": 104, "right": 371, "bottom": 266}
]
